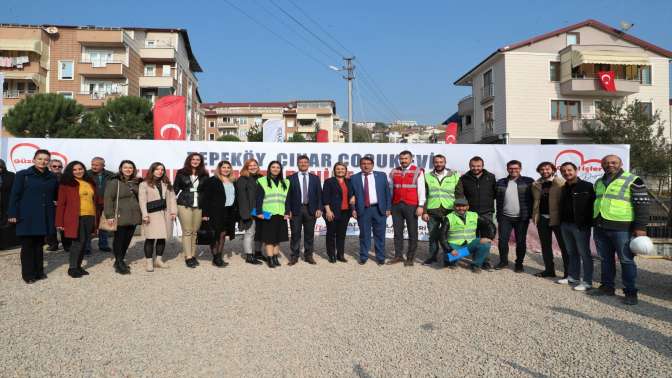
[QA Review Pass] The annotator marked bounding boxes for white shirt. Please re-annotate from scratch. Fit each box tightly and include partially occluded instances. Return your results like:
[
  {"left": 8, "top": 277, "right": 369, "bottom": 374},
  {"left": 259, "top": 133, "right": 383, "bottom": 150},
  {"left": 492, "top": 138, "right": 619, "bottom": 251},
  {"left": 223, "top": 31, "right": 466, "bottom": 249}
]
[
  {"left": 390, "top": 166, "right": 427, "bottom": 206},
  {"left": 361, "top": 171, "right": 378, "bottom": 205},
  {"left": 298, "top": 171, "right": 309, "bottom": 203},
  {"left": 190, "top": 175, "right": 199, "bottom": 208}
]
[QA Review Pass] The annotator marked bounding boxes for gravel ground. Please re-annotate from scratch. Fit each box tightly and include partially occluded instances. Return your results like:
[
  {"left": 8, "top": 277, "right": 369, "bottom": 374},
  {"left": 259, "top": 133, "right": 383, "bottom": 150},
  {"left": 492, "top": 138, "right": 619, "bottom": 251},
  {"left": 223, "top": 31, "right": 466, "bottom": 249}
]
[{"left": 0, "top": 236, "right": 671, "bottom": 377}]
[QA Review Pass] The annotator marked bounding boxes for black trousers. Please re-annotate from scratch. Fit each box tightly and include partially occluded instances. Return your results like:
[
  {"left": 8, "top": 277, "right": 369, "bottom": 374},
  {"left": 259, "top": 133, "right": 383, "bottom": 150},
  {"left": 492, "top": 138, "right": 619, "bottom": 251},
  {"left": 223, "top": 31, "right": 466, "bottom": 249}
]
[
  {"left": 68, "top": 216, "right": 95, "bottom": 269},
  {"left": 290, "top": 205, "right": 316, "bottom": 258},
  {"left": 392, "top": 202, "right": 418, "bottom": 260},
  {"left": 538, "top": 217, "right": 569, "bottom": 275},
  {"left": 497, "top": 215, "right": 530, "bottom": 266},
  {"left": 113, "top": 225, "right": 136, "bottom": 261},
  {"left": 20, "top": 235, "right": 45, "bottom": 281},
  {"left": 325, "top": 209, "right": 350, "bottom": 258}
]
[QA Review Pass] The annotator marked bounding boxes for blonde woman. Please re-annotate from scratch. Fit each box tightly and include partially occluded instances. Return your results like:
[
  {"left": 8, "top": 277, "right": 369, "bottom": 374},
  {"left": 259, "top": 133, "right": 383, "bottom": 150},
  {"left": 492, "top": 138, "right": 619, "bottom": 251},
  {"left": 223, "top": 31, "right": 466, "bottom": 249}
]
[{"left": 201, "top": 161, "right": 238, "bottom": 267}]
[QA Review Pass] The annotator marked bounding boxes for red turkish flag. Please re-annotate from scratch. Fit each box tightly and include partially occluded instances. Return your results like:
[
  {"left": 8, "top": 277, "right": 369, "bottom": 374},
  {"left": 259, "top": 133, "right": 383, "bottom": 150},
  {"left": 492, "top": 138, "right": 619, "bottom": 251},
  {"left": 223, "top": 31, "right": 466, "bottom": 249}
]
[
  {"left": 316, "top": 129, "right": 329, "bottom": 142},
  {"left": 445, "top": 122, "right": 458, "bottom": 144},
  {"left": 597, "top": 71, "right": 616, "bottom": 92},
  {"left": 153, "top": 96, "right": 186, "bottom": 140}
]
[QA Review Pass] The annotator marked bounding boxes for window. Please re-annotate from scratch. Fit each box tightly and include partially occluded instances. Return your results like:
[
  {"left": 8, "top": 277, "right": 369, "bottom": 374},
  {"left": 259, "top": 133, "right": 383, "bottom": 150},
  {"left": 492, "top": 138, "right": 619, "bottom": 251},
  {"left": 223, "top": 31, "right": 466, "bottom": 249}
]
[
  {"left": 209, "top": 121, "right": 215, "bottom": 128},
  {"left": 551, "top": 100, "right": 581, "bottom": 120},
  {"left": 640, "top": 66, "right": 652, "bottom": 85},
  {"left": 144, "top": 64, "right": 156, "bottom": 77},
  {"left": 58, "top": 60, "right": 74, "bottom": 80},
  {"left": 16, "top": 82, "right": 25, "bottom": 95},
  {"left": 145, "top": 40, "right": 156, "bottom": 48},
  {"left": 482, "top": 70, "right": 493, "bottom": 98},
  {"left": 638, "top": 102, "right": 653, "bottom": 118},
  {"left": 566, "top": 32, "right": 579, "bottom": 46},
  {"left": 58, "top": 91, "right": 74, "bottom": 100},
  {"left": 162, "top": 65, "right": 172, "bottom": 77},
  {"left": 550, "top": 61, "right": 560, "bottom": 81},
  {"left": 87, "top": 50, "right": 114, "bottom": 67},
  {"left": 483, "top": 106, "right": 494, "bottom": 134},
  {"left": 465, "top": 115, "right": 472, "bottom": 125},
  {"left": 208, "top": 133, "right": 215, "bottom": 141},
  {"left": 27, "top": 82, "right": 37, "bottom": 93}
]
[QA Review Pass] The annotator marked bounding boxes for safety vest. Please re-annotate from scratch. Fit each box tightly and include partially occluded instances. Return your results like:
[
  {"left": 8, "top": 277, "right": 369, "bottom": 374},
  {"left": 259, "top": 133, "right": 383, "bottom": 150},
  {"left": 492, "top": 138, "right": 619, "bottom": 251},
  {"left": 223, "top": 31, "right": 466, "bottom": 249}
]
[
  {"left": 257, "top": 177, "right": 290, "bottom": 216},
  {"left": 593, "top": 171, "right": 637, "bottom": 222},
  {"left": 391, "top": 165, "right": 422, "bottom": 206},
  {"left": 447, "top": 211, "right": 478, "bottom": 245},
  {"left": 425, "top": 170, "right": 458, "bottom": 210}
]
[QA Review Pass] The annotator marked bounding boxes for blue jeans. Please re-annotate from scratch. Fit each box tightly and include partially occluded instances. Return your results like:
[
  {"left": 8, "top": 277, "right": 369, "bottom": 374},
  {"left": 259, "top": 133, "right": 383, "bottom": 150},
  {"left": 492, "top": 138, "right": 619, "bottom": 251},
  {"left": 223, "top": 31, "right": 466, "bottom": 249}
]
[
  {"left": 560, "top": 222, "right": 593, "bottom": 284},
  {"left": 357, "top": 207, "right": 387, "bottom": 262},
  {"left": 85, "top": 230, "right": 109, "bottom": 252},
  {"left": 593, "top": 227, "right": 637, "bottom": 295},
  {"left": 448, "top": 239, "right": 491, "bottom": 267},
  {"left": 497, "top": 216, "right": 529, "bottom": 265}
]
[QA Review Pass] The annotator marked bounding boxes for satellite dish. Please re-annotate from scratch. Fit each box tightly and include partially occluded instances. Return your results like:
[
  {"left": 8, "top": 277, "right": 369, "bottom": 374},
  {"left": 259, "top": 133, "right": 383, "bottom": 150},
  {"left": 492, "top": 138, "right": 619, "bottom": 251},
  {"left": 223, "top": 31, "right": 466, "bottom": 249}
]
[
  {"left": 619, "top": 21, "right": 634, "bottom": 32},
  {"left": 45, "top": 26, "right": 59, "bottom": 34}
]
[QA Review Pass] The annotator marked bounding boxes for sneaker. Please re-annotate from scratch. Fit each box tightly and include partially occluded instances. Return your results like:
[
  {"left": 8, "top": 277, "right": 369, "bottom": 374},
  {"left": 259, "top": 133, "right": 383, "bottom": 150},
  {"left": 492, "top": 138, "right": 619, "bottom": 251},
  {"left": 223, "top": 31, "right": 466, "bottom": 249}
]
[
  {"left": 573, "top": 283, "right": 592, "bottom": 291},
  {"left": 514, "top": 265, "right": 524, "bottom": 273},
  {"left": 471, "top": 266, "right": 482, "bottom": 274},
  {"left": 556, "top": 277, "right": 579, "bottom": 285},
  {"left": 494, "top": 262, "right": 508, "bottom": 270}
]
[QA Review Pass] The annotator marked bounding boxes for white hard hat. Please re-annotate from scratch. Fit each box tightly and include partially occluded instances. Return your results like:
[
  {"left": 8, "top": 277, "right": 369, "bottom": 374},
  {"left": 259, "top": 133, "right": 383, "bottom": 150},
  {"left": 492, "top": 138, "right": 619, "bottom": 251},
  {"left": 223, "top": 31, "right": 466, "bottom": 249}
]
[{"left": 629, "top": 236, "right": 655, "bottom": 255}]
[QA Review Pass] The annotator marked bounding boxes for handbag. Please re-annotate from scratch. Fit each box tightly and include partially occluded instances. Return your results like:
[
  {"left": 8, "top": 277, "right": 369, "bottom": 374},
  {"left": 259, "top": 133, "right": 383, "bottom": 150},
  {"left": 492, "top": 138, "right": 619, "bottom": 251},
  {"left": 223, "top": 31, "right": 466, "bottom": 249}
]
[
  {"left": 146, "top": 184, "right": 167, "bottom": 213},
  {"left": 99, "top": 181, "right": 120, "bottom": 232},
  {"left": 196, "top": 220, "right": 215, "bottom": 245}
]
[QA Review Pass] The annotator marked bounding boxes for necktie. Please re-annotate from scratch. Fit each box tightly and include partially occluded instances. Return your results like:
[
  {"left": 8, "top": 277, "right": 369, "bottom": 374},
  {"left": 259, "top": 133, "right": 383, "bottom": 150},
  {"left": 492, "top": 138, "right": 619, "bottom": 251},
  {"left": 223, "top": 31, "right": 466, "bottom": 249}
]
[
  {"left": 302, "top": 173, "right": 308, "bottom": 204},
  {"left": 364, "top": 173, "right": 371, "bottom": 207}
]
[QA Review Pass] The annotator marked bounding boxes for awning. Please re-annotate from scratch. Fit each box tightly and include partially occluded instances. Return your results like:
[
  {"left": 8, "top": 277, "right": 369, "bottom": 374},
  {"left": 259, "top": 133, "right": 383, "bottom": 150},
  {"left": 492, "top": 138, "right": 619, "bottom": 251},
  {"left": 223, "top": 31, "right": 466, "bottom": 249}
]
[
  {"left": 1, "top": 72, "right": 46, "bottom": 87},
  {"left": 297, "top": 113, "right": 317, "bottom": 120},
  {"left": 569, "top": 50, "right": 649, "bottom": 67},
  {"left": 0, "top": 39, "right": 43, "bottom": 55}
]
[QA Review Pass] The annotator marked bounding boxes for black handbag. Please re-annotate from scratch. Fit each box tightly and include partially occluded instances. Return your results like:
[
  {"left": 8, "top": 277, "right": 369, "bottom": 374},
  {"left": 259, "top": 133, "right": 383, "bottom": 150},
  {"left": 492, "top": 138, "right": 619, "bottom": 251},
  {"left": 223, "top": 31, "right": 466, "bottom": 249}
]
[
  {"left": 146, "top": 199, "right": 166, "bottom": 213},
  {"left": 196, "top": 221, "right": 216, "bottom": 245}
]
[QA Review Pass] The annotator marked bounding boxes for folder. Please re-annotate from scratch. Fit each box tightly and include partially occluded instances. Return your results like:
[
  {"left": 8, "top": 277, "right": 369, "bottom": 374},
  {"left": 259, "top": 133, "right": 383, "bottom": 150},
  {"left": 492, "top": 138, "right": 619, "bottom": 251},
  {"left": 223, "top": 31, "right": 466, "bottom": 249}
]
[
  {"left": 446, "top": 246, "right": 470, "bottom": 262},
  {"left": 250, "top": 208, "right": 272, "bottom": 220}
]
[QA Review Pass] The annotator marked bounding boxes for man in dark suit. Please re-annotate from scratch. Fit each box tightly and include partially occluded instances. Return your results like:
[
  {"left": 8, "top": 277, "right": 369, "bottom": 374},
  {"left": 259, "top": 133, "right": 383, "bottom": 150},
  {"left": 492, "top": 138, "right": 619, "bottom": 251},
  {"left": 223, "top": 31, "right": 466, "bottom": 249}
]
[
  {"left": 286, "top": 155, "right": 323, "bottom": 265},
  {"left": 351, "top": 156, "right": 392, "bottom": 265}
]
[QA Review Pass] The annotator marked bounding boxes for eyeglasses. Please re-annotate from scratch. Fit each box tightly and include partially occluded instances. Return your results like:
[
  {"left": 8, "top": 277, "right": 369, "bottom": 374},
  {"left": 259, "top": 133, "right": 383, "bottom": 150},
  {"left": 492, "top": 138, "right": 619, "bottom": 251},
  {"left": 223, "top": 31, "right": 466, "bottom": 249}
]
[{"left": 51, "top": 165, "right": 63, "bottom": 169}]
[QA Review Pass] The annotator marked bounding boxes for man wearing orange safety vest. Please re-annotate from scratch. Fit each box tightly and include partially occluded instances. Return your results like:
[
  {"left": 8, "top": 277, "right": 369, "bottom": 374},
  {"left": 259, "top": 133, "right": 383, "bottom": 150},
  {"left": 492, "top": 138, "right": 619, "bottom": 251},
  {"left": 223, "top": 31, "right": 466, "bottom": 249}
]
[{"left": 388, "top": 150, "right": 426, "bottom": 266}]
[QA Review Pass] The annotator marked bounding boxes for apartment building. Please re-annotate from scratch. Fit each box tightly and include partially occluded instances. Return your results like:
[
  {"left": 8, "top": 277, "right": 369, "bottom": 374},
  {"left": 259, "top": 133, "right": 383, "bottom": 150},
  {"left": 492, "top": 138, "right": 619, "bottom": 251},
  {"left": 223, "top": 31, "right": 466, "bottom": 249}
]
[
  {"left": 454, "top": 19, "right": 672, "bottom": 144},
  {"left": 0, "top": 24, "right": 202, "bottom": 138},
  {"left": 201, "top": 100, "right": 337, "bottom": 142}
]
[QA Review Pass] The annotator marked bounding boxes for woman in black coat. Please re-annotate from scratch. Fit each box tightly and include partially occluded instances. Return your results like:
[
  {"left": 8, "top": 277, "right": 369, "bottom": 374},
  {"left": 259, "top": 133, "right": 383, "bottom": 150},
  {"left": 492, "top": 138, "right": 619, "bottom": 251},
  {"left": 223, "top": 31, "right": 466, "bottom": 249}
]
[
  {"left": 322, "top": 162, "right": 353, "bottom": 263},
  {"left": 202, "top": 161, "right": 238, "bottom": 267},
  {"left": 0, "top": 159, "right": 15, "bottom": 227},
  {"left": 235, "top": 159, "right": 264, "bottom": 265}
]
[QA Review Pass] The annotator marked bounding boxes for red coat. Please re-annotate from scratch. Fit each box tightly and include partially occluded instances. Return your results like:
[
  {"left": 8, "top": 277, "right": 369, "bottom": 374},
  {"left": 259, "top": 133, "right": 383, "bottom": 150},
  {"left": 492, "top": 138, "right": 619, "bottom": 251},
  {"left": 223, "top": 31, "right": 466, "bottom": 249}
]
[
  {"left": 55, "top": 178, "right": 99, "bottom": 239},
  {"left": 391, "top": 165, "right": 422, "bottom": 206}
]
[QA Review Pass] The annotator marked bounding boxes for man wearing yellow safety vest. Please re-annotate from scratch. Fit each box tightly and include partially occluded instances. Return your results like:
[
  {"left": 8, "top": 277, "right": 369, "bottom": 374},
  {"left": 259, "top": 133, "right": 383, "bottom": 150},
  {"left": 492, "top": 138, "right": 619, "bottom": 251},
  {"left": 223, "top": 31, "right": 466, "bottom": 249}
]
[
  {"left": 439, "top": 198, "right": 496, "bottom": 273},
  {"left": 588, "top": 155, "right": 649, "bottom": 305},
  {"left": 421, "top": 154, "right": 459, "bottom": 267}
]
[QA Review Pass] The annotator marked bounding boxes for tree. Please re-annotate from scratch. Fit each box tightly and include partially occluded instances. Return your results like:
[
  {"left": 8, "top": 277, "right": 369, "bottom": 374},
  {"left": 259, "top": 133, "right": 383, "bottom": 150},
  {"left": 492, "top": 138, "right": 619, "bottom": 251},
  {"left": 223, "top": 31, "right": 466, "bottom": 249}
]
[
  {"left": 98, "top": 96, "right": 153, "bottom": 139},
  {"left": 288, "top": 133, "right": 307, "bottom": 142},
  {"left": 3, "top": 93, "right": 83, "bottom": 137},
  {"left": 58, "top": 111, "right": 115, "bottom": 139},
  {"left": 584, "top": 99, "right": 669, "bottom": 175},
  {"left": 247, "top": 124, "right": 263, "bottom": 142},
  {"left": 352, "top": 125, "right": 372, "bottom": 143},
  {"left": 217, "top": 134, "right": 241, "bottom": 142}
]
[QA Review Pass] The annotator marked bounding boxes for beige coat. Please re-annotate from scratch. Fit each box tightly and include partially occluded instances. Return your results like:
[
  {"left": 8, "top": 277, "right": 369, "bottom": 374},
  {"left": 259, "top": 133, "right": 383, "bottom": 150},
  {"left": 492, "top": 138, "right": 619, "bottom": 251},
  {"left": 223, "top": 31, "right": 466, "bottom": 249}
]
[
  {"left": 139, "top": 181, "right": 177, "bottom": 239},
  {"left": 531, "top": 176, "right": 565, "bottom": 226}
]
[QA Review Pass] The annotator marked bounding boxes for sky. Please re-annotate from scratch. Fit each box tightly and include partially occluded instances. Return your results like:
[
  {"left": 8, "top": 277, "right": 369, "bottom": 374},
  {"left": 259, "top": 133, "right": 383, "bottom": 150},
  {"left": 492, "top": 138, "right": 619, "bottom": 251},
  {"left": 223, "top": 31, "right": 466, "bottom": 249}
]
[{"left": 2, "top": 0, "right": 671, "bottom": 124}]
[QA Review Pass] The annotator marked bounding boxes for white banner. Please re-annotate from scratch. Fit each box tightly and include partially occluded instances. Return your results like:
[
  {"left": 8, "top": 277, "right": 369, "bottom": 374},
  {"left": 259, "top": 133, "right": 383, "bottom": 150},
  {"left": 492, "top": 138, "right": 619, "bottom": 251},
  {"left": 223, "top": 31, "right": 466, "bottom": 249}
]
[
  {"left": 262, "top": 119, "right": 284, "bottom": 143},
  {"left": 0, "top": 138, "right": 629, "bottom": 240}
]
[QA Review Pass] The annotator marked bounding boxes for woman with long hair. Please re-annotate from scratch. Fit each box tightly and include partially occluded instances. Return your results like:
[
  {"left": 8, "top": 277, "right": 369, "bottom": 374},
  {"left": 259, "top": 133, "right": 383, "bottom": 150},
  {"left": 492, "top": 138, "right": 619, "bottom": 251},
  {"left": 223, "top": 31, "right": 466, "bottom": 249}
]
[
  {"left": 322, "top": 162, "right": 353, "bottom": 263},
  {"left": 139, "top": 162, "right": 177, "bottom": 272},
  {"left": 8, "top": 150, "right": 58, "bottom": 284},
  {"left": 201, "top": 161, "right": 238, "bottom": 267},
  {"left": 235, "top": 159, "right": 263, "bottom": 265},
  {"left": 55, "top": 161, "right": 98, "bottom": 278},
  {"left": 103, "top": 160, "right": 142, "bottom": 274},
  {"left": 173, "top": 153, "right": 209, "bottom": 268},
  {"left": 255, "top": 161, "right": 290, "bottom": 268}
]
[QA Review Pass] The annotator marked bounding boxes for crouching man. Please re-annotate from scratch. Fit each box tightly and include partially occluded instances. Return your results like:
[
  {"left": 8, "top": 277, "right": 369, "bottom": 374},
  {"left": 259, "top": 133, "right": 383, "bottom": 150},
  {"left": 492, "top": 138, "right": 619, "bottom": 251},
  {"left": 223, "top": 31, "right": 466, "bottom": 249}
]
[{"left": 439, "top": 198, "right": 496, "bottom": 273}]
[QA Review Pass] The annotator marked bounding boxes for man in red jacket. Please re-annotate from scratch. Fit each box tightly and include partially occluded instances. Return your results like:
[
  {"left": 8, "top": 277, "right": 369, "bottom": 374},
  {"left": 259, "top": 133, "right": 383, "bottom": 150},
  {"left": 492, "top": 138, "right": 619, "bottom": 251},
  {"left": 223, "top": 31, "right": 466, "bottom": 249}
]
[{"left": 388, "top": 150, "right": 426, "bottom": 266}]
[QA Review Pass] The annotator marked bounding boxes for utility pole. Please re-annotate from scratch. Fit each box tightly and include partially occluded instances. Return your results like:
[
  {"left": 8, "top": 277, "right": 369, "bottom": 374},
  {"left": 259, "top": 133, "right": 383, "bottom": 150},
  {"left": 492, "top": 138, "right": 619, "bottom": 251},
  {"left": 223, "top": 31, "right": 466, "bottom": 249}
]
[{"left": 344, "top": 57, "right": 355, "bottom": 143}]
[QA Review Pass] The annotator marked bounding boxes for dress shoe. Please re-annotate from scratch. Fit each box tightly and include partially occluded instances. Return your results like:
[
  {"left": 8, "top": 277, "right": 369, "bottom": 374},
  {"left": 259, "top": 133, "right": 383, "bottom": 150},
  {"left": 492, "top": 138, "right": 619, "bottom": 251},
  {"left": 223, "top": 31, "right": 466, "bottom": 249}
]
[
  {"left": 185, "top": 258, "right": 195, "bottom": 268},
  {"left": 358, "top": 259, "right": 367, "bottom": 265},
  {"left": 304, "top": 256, "right": 317, "bottom": 265},
  {"left": 588, "top": 285, "right": 615, "bottom": 296},
  {"left": 328, "top": 256, "right": 337, "bottom": 263},
  {"left": 68, "top": 268, "right": 82, "bottom": 278},
  {"left": 482, "top": 261, "right": 492, "bottom": 271},
  {"left": 193, "top": 258, "right": 200, "bottom": 266},
  {"left": 376, "top": 260, "right": 385, "bottom": 266},
  {"left": 24, "top": 278, "right": 37, "bottom": 284},
  {"left": 267, "top": 257, "right": 276, "bottom": 268},
  {"left": 423, "top": 256, "right": 437, "bottom": 265},
  {"left": 404, "top": 260, "right": 414, "bottom": 267},
  {"left": 36, "top": 273, "right": 47, "bottom": 280},
  {"left": 78, "top": 268, "right": 90, "bottom": 275},
  {"left": 46, "top": 245, "right": 59, "bottom": 252},
  {"left": 534, "top": 271, "right": 556, "bottom": 278},
  {"left": 288, "top": 257, "right": 298, "bottom": 266},
  {"left": 471, "top": 266, "right": 482, "bottom": 274},
  {"left": 495, "top": 262, "right": 509, "bottom": 270},
  {"left": 337, "top": 256, "right": 347, "bottom": 263},
  {"left": 99, "top": 246, "right": 112, "bottom": 253},
  {"left": 254, "top": 251, "right": 266, "bottom": 262},
  {"left": 622, "top": 293, "right": 638, "bottom": 305},
  {"left": 386, "top": 256, "right": 405, "bottom": 265},
  {"left": 114, "top": 261, "right": 124, "bottom": 274},
  {"left": 246, "top": 254, "right": 262, "bottom": 265},
  {"left": 514, "top": 265, "right": 524, "bottom": 273},
  {"left": 212, "top": 253, "right": 225, "bottom": 267},
  {"left": 272, "top": 256, "right": 281, "bottom": 267},
  {"left": 445, "top": 261, "right": 457, "bottom": 269}
]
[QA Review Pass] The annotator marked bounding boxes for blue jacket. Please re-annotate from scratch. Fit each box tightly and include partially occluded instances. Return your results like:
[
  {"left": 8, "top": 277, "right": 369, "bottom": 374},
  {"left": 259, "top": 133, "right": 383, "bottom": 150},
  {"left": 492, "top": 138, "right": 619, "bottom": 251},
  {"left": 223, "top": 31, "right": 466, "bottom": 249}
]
[
  {"left": 322, "top": 177, "right": 353, "bottom": 220},
  {"left": 350, "top": 171, "right": 392, "bottom": 216},
  {"left": 285, "top": 172, "right": 322, "bottom": 216},
  {"left": 8, "top": 166, "right": 58, "bottom": 236}
]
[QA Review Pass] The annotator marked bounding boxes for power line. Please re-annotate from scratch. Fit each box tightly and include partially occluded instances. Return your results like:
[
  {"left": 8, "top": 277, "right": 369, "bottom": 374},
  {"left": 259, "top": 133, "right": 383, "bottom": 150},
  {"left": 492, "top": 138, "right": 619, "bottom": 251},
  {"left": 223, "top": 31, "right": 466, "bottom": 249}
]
[
  {"left": 285, "top": 0, "right": 354, "bottom": 57},
  {"left": 221, "top": 0, "right": 332, "bottom": 69}
]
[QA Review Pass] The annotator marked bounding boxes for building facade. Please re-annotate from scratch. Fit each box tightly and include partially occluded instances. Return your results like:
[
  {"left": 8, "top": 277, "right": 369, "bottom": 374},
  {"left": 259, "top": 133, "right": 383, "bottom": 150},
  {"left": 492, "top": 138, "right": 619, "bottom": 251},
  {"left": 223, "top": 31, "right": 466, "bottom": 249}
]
[
  {"left": 200, "top": 100, "right": 337, "bottom": 142},
  {"left": 455, "top": 19, "right": 672, "bottom": 144},
  {"left": 0, "top": 24, "right": 202, "bottom": 138}
]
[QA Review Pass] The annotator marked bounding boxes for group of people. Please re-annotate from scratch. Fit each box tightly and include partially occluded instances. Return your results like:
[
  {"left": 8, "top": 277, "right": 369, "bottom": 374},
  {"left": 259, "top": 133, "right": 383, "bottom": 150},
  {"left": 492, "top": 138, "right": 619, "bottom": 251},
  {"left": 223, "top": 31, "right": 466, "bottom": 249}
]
[{"left": 1, "top": 149, "right": 648, "bottom": 305}]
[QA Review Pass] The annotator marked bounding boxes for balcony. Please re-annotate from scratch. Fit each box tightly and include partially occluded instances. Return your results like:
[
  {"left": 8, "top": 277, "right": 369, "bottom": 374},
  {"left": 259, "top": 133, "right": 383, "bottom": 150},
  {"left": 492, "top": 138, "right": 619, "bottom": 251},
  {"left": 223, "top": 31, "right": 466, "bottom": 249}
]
[
  {"left": 481, "top": 120, "right": 494, "bottom": 137},
  {"left": 139, "top": 76, "right": 176, "bottom": 88},
  {"left": 139, "top": 47, "right": 176, "bottom": 61},
  {"left": 560, "top": 117, "right": 603, "bottom": 135},
  {"left": 76, "top": 30, "right": 124, "bottom": 45},
  {"left": 78, "top": 61, "right": 128, "bottom": 78},
  {"left": 216, "top": 122, "right": 239, "bottom": 129},
  {"left": 480, "top": 83, "right": 494, "bottom": 104},
  {"left": 2, "top": 89, "right": 37, "bottom": 107},
  {"left": 458, "top": 95, "right": 473, "bottom": 116},
  {"left": 560, "top": 78, "right": 640, "bottom": 97},
  {"left": 75, "top": 92, "right": 121, "bottom": 107}
]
